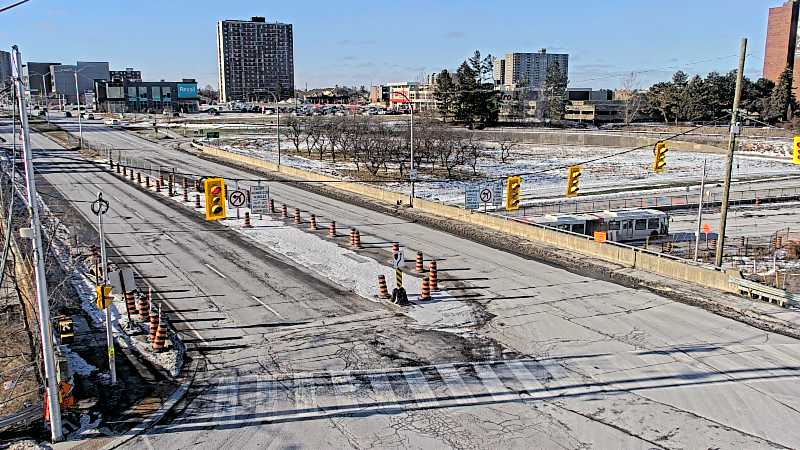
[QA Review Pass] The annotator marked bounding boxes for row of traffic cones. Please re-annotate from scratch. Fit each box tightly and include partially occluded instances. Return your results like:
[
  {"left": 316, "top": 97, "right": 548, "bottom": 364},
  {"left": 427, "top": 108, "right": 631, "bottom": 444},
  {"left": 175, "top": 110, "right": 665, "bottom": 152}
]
[
  {"left": 121, "top": 288, "right": 169, "bottom": 352},
  {"left": 376, "top": 258, "right": 439, "bottom": 301}
]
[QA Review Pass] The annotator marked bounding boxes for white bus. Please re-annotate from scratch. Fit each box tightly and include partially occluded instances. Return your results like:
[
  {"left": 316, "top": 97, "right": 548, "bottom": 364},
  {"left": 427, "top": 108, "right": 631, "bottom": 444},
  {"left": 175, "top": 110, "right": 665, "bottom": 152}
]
[{"left": 529, "top": 209, "right": 669, "bottom": 243}]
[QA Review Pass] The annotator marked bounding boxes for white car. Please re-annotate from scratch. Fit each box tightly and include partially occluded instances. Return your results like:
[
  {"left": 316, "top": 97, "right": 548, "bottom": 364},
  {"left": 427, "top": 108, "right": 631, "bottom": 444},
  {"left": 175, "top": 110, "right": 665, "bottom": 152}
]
[{"left": 104, "top": 119, "right": 121, "bottom": 127}]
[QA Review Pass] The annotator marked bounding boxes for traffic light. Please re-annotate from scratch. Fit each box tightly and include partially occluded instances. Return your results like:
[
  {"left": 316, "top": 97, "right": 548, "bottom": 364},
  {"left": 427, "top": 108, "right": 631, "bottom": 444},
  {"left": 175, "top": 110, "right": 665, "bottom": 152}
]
[
  {"left": 793, "top": 136, "right": 800, "bottom": 164},
  {"left": 96, "top": 284, "right": 112, "bottom": 310},
  {"left": 653, "top": 140, "right": 668, "bottom": 173},
  {"left": 566, "top": 165, "right": 581, "bottom": 198},
  {"left": 505, "top": 176, "right": 521, "bottom": 211},
  {"left": 204, "top": 177, "right": 227, "bottom": 221}
]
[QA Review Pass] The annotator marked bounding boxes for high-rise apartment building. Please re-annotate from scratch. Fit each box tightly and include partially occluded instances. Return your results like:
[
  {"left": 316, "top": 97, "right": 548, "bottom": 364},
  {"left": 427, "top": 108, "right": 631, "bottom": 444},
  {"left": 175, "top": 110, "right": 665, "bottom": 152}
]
[
  {"left": 763, "top": 0, "right": 800, "bottom": 98},
  {"left": 494, "top": 49, "right": 569, "bottom": 90},
  {"left": 0, "top": 51, "right": 11, "bottom": 89},
  {"left": 216, "top": 16, "right": 294, "bottom": 103}
]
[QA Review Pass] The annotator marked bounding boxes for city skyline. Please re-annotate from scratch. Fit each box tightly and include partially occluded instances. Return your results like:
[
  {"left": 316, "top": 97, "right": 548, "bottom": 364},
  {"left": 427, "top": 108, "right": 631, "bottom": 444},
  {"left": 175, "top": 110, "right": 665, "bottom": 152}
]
[{"left": 0, "top": 0, "right": 776, "bottom": 91}]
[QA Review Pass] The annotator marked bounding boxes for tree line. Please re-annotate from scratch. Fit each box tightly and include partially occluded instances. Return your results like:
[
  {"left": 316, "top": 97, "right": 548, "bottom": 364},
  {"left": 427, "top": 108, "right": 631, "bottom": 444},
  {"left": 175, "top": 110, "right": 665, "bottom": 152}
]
[{"left": 282, "top": 116, "right": 514, "bottom": 179}]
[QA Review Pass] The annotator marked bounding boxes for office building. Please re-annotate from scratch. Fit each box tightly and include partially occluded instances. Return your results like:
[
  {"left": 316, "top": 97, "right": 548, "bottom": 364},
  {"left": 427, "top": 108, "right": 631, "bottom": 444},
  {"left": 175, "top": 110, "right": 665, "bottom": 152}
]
[
  {"left": 0, "top": 51, "right": 11, "bottom": 89},
  {"left": 110, "top": 68, "right": 142, "bottom": 82},
  {"left": 50, "top": 61, "right": 109, "bottom": 103},
  {"left": 764, "top": 0, "right": 800, "bottom": 98},
  {"left": 494, "top": 49, "right": 569, "bottom": 90},
  {"left": 216, "top": 16, "right": 294, "bottom": 103},
  {"left": 24, "top": 62, "right": 60, "bottom": 96},
  {"left": 94, "top": 78, "right": 198, "bottom": 113}
]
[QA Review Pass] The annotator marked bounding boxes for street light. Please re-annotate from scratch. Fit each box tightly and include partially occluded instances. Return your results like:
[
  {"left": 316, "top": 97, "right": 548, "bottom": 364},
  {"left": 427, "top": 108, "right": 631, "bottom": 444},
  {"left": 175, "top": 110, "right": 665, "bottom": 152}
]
[
  {"left": 393, "top": 89, "right": 415, "bottom": 206},
  {"left": 259, "top": 90, "right": 282, "bottom": 169}
]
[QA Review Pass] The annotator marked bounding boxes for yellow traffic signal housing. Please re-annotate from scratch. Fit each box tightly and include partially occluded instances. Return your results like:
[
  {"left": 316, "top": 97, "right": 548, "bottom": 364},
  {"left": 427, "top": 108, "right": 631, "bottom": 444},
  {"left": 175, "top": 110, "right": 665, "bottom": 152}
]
[
  {"left": 566, "top": 165, "right": 581, "bottom": 198},
  {"left": 653, "top": 140, "right": 668, "bottom": 173},
  {"left": 55, "top": 316, "right": 74, "bottom": 344},
  {"left": 505, "top": 176, "right": 522, "bottom": 211},
  {"left": 95, "top": 284, "right": 112, "bottom": 310},
  {"left": 793, "top": 136, "right": 800, "bottom": 164},
  {"left": 204, "top": 178, "right": 227, "bottom": 221}
]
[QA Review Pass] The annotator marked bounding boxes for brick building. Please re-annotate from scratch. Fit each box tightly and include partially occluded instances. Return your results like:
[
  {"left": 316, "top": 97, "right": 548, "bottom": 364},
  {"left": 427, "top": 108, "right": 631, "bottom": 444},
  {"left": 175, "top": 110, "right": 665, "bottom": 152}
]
[{"left": 763, "top": 0, "right": 800, "bottom": 98}]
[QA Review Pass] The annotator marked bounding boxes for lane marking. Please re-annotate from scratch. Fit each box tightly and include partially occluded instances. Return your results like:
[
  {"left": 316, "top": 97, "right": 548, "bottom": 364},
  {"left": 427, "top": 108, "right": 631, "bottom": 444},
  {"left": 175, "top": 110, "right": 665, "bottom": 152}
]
[
  {"left": 162, "top": 233, "right": 176, "bottom": 243},
  {"left": 251, "top": 295, "right": 285, "bottom": 319},
  {"left": 204, "top": 263, "right": 227, "bottom": 279}
]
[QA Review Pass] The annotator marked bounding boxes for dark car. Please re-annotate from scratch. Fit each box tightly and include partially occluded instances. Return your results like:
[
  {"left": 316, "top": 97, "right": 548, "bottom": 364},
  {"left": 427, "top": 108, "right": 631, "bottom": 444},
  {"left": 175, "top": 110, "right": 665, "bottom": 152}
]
[{"left": 64, "top": 111, "right": 72, "bottom": 118}]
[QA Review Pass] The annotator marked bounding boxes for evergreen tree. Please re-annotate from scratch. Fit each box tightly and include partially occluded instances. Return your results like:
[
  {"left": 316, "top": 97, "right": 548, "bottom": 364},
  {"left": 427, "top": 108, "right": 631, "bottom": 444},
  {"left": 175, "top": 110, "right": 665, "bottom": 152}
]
[
  {"left": 769, "top": 64, "right": 796, "bottom": 121},
  {"left": 434, "top": 70, "right": 456, "bottom": 121},
  {"left": 542, "top": 61, "right": 568, "bottom": 121}
]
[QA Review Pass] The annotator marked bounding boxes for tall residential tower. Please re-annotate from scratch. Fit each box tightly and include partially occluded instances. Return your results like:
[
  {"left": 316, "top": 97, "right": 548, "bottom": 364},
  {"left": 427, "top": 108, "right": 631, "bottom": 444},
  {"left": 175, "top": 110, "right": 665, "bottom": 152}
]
[
  {"left": 764, "top": 0, "right": 800, "bottom": 98},
  {"left": 216, "top": 16, "right": 294, "bottom": 103},
  {"left": 494, "top": 49, "right": 569, "bottom": 90}
]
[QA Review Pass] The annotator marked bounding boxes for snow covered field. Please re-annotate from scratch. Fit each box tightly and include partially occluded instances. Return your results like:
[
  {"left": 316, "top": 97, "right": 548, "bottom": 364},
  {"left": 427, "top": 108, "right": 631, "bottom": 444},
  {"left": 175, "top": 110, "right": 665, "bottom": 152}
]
[{"left": 214, "top": 138, "right": 795, "bottom": 206}]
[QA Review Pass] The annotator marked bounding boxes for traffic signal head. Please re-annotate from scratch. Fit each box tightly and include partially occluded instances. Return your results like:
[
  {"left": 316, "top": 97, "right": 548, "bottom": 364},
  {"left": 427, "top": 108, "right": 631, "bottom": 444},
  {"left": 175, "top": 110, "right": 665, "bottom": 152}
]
[
  {"left": 505, "top": 176, "right": 522, "bottom": 211},
  {"left": 566, "top": 165, "right": 581, "bottom": 197},
  {"left": 793, "top": 136, "right": 800, "bottom": 164},
  {"left": 653, "top": 140, "right": 668, "bottom": 173},
  {"left": 204, "top": 178, "right": 227, "bottom": 221}
]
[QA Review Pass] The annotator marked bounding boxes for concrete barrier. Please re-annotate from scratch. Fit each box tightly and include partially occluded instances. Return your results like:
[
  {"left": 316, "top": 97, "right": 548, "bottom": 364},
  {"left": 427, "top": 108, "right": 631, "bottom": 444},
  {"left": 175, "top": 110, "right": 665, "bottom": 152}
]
[{"left": 191, "top": 141, "right": 741, "bottom": 293}]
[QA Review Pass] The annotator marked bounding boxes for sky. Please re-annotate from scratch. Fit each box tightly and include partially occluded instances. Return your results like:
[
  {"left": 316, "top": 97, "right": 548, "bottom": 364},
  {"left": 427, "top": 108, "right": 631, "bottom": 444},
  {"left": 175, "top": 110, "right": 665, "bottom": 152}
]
[{"left": 0, "top": 0, "right": 776, "bottom": 91}]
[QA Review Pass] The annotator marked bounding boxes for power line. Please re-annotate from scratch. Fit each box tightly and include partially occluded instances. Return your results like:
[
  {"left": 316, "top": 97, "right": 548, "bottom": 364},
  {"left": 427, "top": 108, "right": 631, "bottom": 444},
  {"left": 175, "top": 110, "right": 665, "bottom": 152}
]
[{"left": 0, "top": 0, "right": 31, "bottom": 13}]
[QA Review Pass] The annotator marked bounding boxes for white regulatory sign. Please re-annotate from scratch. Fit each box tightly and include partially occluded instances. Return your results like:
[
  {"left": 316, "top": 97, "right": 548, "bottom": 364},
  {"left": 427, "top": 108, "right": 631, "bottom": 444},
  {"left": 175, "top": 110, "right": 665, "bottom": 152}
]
[
  {"left": 250, "top": 185, "right": 269, "bottom": 215},
  {"left": 392, "top": 251, "right": 405, "bottom": 269}
]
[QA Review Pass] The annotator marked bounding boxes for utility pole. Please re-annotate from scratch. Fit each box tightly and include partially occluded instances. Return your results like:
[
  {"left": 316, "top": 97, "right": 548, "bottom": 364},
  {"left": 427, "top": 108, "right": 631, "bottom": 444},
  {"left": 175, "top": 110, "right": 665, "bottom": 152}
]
[
  {"left": 715, "top": 38, "right": 747, "bottom": 267},
  {"left": 91, "top": 193, "right": 115, "bottom": 384},
  {"left": 694, "top": 158, "right": 707, "bottom": 262},
  {"left": 11, "top": 45, "right": 63, "bottom": 442}
]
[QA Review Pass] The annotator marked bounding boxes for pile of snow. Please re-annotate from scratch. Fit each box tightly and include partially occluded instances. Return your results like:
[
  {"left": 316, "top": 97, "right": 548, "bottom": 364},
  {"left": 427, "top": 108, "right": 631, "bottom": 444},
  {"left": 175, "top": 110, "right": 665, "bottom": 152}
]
[{"left": 62, "top": 346, "right": 97, "bottom": 376}]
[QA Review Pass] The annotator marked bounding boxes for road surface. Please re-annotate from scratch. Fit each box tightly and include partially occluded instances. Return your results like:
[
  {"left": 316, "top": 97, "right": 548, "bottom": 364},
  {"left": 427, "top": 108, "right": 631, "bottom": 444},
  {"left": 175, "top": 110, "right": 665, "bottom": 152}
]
[{"left": 9, "top": 118, "right": 800, "bottom": 449}]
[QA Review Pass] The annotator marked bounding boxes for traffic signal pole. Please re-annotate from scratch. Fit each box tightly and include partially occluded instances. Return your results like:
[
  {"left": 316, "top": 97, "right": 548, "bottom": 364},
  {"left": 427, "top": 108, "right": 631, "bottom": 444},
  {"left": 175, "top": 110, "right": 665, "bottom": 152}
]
[
  {"left": 92, "top": 193, "right": 116, "bottom": 385},
  {"left": 11, "top": 45, "right": 63, "bottom": 442},
  {"left": 715, "top": 38, "right": 747, "bottom": 267}
]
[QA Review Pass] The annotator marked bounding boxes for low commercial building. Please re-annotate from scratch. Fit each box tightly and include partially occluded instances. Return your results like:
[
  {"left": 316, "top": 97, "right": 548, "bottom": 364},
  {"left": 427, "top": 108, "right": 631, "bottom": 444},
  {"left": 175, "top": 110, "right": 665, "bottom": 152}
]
[
  {"left": 387, "top": 82, "right": 438, "bottom": 112},
  {"left": 110, "top": 68, "right": 142, "bottom": 82},
  {"left": 50, "top": 61, "right": 109, "bottom": 103},
  {"left": 23, "top": 62, "right": 59, "bottom": 98},
  {"left": 94, "top": 78, "right": 199, "bottom": 113},
  {"left": 564, "top": 100, "right": 625, "bottom": 123}
]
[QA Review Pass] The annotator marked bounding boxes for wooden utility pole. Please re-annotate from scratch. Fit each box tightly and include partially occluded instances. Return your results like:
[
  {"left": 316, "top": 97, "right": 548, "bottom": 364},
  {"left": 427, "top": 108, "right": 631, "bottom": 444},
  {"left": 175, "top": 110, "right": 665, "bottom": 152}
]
[{"left": 715, "top": 38, "right": 747, "bottom": 267}]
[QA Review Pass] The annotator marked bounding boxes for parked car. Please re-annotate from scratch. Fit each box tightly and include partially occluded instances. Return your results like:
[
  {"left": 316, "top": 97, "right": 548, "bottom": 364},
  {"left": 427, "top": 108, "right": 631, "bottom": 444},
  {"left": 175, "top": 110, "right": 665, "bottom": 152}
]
[
  {"left": 64, "top": 111, "right": 72, "bottom": 118},
  {"left": 87, "top": 113, "right": 95, "bottom": 120},
  {"left": 37, "top": 110, "right": 46, "bottom": 117}
]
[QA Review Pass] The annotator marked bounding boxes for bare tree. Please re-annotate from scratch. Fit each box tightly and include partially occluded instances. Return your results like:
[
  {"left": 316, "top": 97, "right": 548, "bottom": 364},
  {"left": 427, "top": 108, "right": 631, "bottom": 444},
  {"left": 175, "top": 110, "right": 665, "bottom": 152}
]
[
  {"left": 497, "top": 135, "right": 517, "bottom": 163},
  {"left": 619, "top": 72, "right": 644, "bottom": 125},
  {"left": 284, "top": 117, "right": 305, "bottom": 152}
]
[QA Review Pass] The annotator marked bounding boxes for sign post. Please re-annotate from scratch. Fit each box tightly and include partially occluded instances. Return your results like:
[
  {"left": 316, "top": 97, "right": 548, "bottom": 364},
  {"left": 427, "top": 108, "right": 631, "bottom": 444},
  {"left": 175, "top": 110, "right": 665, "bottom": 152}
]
[
  {"left": 250, "top": 185, "right": 269, "bottom": 218},
  {"left": 91, "top": 193, "right": 116, "bottom": 385}
]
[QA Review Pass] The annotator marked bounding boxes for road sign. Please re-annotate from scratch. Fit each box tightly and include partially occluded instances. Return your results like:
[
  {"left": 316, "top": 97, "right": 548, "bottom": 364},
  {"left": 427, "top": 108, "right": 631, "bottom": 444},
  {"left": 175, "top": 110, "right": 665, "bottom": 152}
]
[
  {"left": 465, "top": 181, "right": 503, "bottom": 210},
  {"left": 250, "top": 186, "right": 269, "bottom": 215},
  {"left": 702, "top": 223, "right": 711, "bottom": 234},
  {"left": 229, "top": 190, "right": 246, "bottom": 207},
  {"left": 409, "top": 169, "right": 417, "bottom": 181},
  {"left": 108, "top": 269, "right": 135, "bottom": 295},
  {"left": 392, "top": 251, "right": 405, "bottom": 269},
  {"left": 95, "top": 284, "right": 112, "bottom": 310}
]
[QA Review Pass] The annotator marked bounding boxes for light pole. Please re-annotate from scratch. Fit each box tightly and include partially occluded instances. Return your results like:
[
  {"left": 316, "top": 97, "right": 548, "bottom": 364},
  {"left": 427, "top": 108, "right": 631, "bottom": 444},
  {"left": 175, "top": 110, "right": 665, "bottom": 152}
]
[
  {"left": 262, "top": 90, "right": 281, "bottom": 169},
  {"left": 74, "top": 71, "right": 83, "bottom": 148},
  {"left": 393, "top": 89, "right": 415, "bottom": 206}
]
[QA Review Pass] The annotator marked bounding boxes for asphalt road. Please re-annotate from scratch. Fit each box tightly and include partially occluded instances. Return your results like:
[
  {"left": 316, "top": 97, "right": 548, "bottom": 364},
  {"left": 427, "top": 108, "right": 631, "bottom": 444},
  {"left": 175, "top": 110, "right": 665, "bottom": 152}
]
[{"left": 11, "top": 117, "right": 800, "bottom": 449}]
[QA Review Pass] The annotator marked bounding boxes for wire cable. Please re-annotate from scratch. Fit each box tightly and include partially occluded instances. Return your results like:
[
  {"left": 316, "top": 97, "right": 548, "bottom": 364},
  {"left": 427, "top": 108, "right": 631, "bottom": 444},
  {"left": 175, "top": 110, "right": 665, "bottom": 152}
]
[{"left": 0, "top": 0, "right": 31, "bottom": 13}]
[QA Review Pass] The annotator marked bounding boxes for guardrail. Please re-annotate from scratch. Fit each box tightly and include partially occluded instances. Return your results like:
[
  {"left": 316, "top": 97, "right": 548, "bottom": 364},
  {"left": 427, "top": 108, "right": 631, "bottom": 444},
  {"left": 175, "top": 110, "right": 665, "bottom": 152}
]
[
  {"left": 729, "top": 277, "right": 797, "bottom": 308},
  {"left": 0, "top": 403, "right": 41, "bottom": 429},
  {"left": 506, "top": 185, "right": 800, "bottom": 217}
]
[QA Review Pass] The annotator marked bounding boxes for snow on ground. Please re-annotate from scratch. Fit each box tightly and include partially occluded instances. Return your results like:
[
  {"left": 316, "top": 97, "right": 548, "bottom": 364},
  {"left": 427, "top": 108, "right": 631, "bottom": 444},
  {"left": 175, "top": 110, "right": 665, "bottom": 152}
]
[
  {"left": 210, "top": 139, "right": 795, "bottom": 207},
  {"left": 62, "top": 346, "right": 97, "bottom": 376},
  {"left": 136, "top": 173, "right": 484, "bottom": 330}
]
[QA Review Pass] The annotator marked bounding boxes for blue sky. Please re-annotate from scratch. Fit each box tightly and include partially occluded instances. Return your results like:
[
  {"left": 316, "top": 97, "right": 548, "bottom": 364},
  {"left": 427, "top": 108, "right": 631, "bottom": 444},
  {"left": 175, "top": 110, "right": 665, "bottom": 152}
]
[{"left": 0, "top": 0, "right": 774, "bottom": 90}]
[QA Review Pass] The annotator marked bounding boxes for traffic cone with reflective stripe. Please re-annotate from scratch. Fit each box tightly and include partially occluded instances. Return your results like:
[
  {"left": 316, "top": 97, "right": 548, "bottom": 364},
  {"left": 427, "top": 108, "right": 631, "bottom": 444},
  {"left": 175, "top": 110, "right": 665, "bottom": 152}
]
[
  {"left": 328, "top": 221, "right": 336, "bottom": 238},
  {"left": 149, "top": 303, "right": 159, "bottom": 343},
  {"left": 350, "top": 228, "right": 356, "bottom": 246},
  {"left": 377, "top": 275, "right": 390, "bottom": 299},
  {"left": 353, "top": 229, "right": 362, "bottom": 248},
  {"left": 152, "top": 309, "right": 167, "bottom": 352},
  {"left": 415, "top": 252, "right": 424, "bottom": 272},
  {"left": 195, "top": 193, "right": 201, "bottom": 208},
  {"left": 420, "top": 277, "right": 431, "bottom": 301},
  {"left": 244, "top": 211, "right": 252, "bottom": 228},
  {"left": 392, "top": 243, "right": 400, "bottom": 262},
  {"left": 282, "top": 204, "right": 289, "bottom": 219},
  {"left": 137, "top": 172, "right": 142, "bottom": 184},
  {"left": 309, "top": 214, "right": 317, "bottom": 230},
  {"left": 428, "top": 261, "right": 438, "bottom": 291},
  {"left": 269, "top": 199, "right": 275, "bottom": 213},
  {"left": 145, "top": 176, "right": 150, "bottom": 188},
  {"left": 125, "top": 291, "right": 138, "bottom": 320},
  {"left": 156, "top": 180, "right": 162, "bottom": 193},
  {"left": 183, "top": 188, "right": 189, "bottom": 202},
  {"left": 138, "top": 289, "right": 150, "bottom": 322},
  {"left": 293, "top": 208, "right": 301, "bottom": 224}
]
